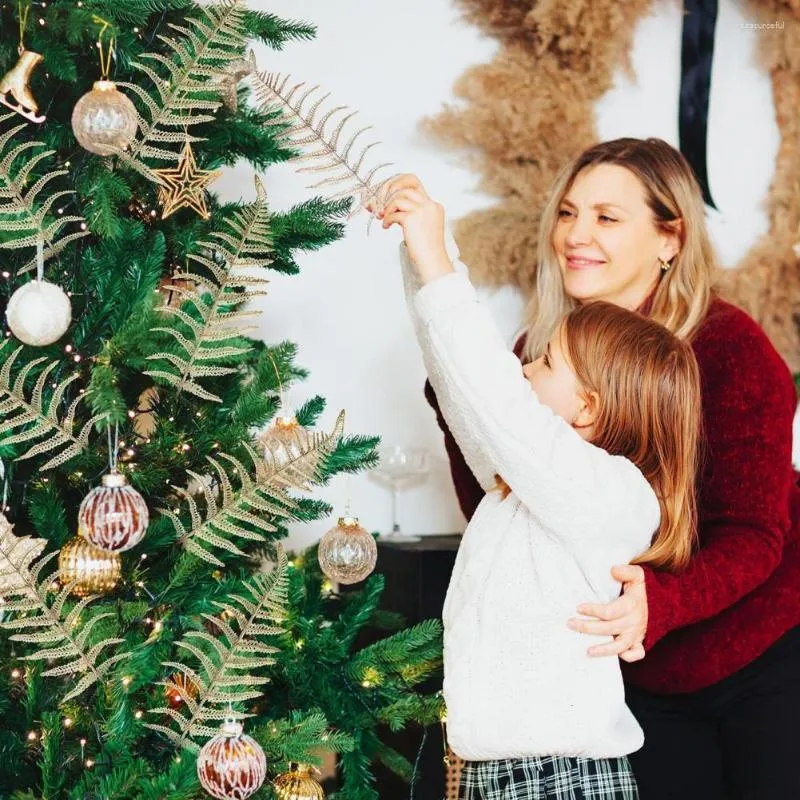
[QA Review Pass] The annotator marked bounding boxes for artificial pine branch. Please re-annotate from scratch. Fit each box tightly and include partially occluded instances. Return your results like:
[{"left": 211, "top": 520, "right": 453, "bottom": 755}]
[
  {"left": 0, "top": 114, "right": 89, "bottom": 274},
  {"left": 0, "top": 342, "right": 106, "bottom": 471},
  {"left": 160, "top": 411, "right": 345, "bottom": 566},
  {"left": 119, "top": 0, "right": 249, "bottom": 181},
  {"left": 143, "top": 175, "right": 274, "bottom": 403},
  {"left": 145, "top": 547, "right": 288, "bottom": 752},
  {"left": 0, "top": 525, "right": 129, "bottom": 704}
]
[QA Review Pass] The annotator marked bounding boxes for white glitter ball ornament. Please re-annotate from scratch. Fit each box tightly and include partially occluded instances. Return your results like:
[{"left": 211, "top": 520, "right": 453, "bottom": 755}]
[
  {"left": 6, "top": 279, "right": 71, "bottom": 346},
  {"left": 78, "top": 472, "right": 149, "bottom": 552},
  {"left": 71, "top": 80, "right": 138, "bottom": 156},
  {"left": 197, "top": 719, "right": 267, "bottom": 800}
]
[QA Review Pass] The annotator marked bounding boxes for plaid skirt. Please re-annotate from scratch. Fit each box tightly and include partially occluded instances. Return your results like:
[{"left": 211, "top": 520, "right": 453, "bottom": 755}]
[{"left": 459, "top": 755, "right": 639, "bottom": 800}]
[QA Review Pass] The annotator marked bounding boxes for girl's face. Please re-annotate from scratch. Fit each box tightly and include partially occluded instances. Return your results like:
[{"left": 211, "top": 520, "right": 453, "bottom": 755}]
[
  {"left": 551, "top": 164, "right": 679, "bottom": 310},
  {"left": 522, "top": 326, "right": 594, "bottom": 440}
]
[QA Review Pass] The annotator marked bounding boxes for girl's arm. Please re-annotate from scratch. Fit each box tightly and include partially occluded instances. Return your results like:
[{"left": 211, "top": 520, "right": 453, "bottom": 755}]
[
  {"left": 399, "top": 231, "right": 499, "bottom": 495},
  {"left": 403, "top": 245, "right": 657, "bottom": 543}
]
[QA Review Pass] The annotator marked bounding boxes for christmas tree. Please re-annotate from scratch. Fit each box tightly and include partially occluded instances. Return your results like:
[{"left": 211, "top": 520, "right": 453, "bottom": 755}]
[{"left": 0, "top": 1, "right": 443, "bottom": 798}]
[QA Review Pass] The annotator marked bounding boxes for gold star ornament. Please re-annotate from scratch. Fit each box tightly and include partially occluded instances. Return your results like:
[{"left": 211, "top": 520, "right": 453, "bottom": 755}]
[{"left": 153, "top": 141, "right": 221, "bottom": 220}]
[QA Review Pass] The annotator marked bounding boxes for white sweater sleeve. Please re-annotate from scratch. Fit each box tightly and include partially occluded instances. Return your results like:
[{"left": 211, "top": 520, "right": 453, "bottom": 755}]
[
  {"left": 402, "top": 236, "right": 656, "bottom": 540},
  {"left": 401, "top": 231, "right": 498, "bottom": 493}
]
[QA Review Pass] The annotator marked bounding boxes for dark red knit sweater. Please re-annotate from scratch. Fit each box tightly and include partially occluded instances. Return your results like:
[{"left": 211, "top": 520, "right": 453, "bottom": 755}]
[{"left": 425, "top": 296, "right": 800, "bottom": 694}]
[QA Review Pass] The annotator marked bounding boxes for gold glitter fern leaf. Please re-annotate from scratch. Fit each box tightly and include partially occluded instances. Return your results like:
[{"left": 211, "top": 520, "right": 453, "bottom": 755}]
[
  {"left": 0, "top": 341, "right": 106, "bottom": 471},
  {"left": 145, "top": 547, "right": 288, "bottom": 751},
  {"left": 250, "top": 70, "right": 394, "bottom": 213},
  {"left": 0, "top": 526, "right": 129, "bottom": 704},
  {"left": 118, "top": 0, "right": 249, "bottom": 183},
  {"left": 161, "top": 411, "right": 345, "bottom": 567},
  {"left": 0, "top": 113, "right": 89, "bottom": 274},
  {"left": 143, "top": 175, "right": 273, "bottom": 403}
]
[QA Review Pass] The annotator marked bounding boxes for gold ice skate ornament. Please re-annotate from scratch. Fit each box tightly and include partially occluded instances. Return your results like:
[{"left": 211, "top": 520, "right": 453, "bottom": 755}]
[{"left": 0, "top": 50, "right": 46, "bottom": 124}]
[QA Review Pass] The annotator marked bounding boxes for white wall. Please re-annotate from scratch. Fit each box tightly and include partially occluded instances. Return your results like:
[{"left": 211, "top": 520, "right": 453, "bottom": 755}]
[{"left": 213, "top": 0, "right": 794, "bottom": 552}]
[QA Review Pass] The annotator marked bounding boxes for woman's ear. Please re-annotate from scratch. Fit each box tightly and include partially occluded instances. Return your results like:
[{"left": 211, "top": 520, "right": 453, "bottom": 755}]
[
  {"left": 659, "top": 219, "right": 682, "bottom": 264},
  {"left": 572, "top": 390, "right": 600, "bottom": 430}
]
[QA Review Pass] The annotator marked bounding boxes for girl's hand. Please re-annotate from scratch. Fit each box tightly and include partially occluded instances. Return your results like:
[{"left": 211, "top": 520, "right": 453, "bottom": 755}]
[
  {"left": 365, "top": 174, "right": 452, "bottom": 282},
  {"left": 567, "top": 564, "right": 649, "bottom": 662}
]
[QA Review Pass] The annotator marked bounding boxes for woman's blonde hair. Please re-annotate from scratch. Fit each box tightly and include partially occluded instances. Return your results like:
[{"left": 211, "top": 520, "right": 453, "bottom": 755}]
[
  {"left": 561, "top": 301, "right": 702, "bottom": 571},
  {"left": 521, "top": 137, "right": 716, "bottom": 364}
]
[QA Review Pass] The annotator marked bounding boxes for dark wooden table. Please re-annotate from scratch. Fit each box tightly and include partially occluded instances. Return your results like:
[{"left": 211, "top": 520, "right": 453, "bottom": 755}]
[{"left": 369, "top": 534, "right": 462, "bottom": 800}]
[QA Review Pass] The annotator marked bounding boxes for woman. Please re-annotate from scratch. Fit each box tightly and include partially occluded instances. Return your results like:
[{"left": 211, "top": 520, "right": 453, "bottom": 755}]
[{"left": 417, "top": 138, "right": 800, "bottom": 799}]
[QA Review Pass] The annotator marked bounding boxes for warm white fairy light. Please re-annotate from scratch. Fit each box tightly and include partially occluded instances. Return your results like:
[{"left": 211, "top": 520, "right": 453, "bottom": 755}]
[
  {"left": 27, "top": 731, "right": 37, "bottom": 741},
  {"left": 134, "top": 710, "right": 143, "bottom": 720},
  {"left": 63, "top": 717, "right": 73, "bottom": 728}
]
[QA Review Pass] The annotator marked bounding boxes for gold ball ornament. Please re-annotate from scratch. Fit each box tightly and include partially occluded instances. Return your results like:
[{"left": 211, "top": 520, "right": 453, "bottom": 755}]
[
  {"left": 273, "top": 764, "right": 325, "bottom": 800},
  {"left": 71, "top": 80, "right": 138, "bottom": 156},
  {"left": 318, "top": 516, "right": 377, "bottom": 585},
  {"left": 6, "top": 279, "right": 72, "bottom": 346},
  {"left": 58, "top": 536, "right": 122, "bottom": 597},
  {"left": 78, "top": 472, "right": 149, "bottom": 553},
  {"left": 197, "top": 718, "right": 267, "bottom": 800}
]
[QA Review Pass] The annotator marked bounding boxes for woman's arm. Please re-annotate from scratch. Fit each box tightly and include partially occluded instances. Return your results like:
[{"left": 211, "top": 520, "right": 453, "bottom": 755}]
[{"left": 639, "top": 318, "right": 795, "bottom": 648}]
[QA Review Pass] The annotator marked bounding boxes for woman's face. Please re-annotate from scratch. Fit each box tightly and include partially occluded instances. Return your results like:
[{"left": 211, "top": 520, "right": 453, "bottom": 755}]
[{"left": 551, "top": 164, "right": 679, "bottom": 310}]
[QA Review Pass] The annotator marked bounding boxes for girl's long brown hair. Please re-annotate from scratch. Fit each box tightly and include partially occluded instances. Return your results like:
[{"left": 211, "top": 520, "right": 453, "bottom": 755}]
[{"left": 561, "top": 301, "right": 702, "bottom": 571}]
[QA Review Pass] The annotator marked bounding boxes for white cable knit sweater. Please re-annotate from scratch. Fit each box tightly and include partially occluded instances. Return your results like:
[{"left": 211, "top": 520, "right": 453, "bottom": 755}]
[{"left": 400, "top": 232, "right": 661, "bottom": 761}]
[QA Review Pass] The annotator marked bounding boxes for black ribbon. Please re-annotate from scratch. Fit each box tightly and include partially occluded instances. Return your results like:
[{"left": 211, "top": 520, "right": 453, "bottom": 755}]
[{"left": 679, "top": 0, "right": 718, "bottom": 209}]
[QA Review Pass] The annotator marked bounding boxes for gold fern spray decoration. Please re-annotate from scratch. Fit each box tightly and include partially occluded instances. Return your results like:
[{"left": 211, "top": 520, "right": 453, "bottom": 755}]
[
  {"left": 250, "top": 70, "right": 395, "bottom": 215},
  {"left": 0, "top": 341, "right": 106, "bottom": 470},
  {"left": 0, "top": 113, "right": 89, "bottom": 274},
  {"left": 161, "top": 411, "right": 345, "bottom": 567},
  {"left": 143, "top": 175, "right": 273, "bottom": 403},
  {"left": 118, "top": 0, "right": 249, "bottom": 183},
  {"left": 145, "top": 547, "right": 288, "bottom": 752},
  {"left": 0, "top": 525, "right": 129, "bottom": 703}
]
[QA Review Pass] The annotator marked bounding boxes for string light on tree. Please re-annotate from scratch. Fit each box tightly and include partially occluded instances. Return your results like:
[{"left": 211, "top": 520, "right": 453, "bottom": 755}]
[{"left": 196, "top": 718, "right": 267, "bottom": 800}]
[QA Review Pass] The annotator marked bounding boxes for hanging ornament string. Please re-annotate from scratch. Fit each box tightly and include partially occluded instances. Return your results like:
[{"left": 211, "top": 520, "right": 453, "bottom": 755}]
[
  {"left": 92, "top": 15, "right": 115, "bottom": 80},
  {"left": 35, "top": 237, "right": 43, "bottom": 283},
  {"left": 17, "top": 0, "right": 31, "bottom": 55},
  {"left": 267, "top": 352, "right": 286, "bottom": 410},
  {"left": 343, "top": 473, "right": 352, "bottom": 518},
  {"left": 106, "top": 422, "right": 120, "bottom": 474},
  {"left": 0, "top": 457, "right": 8, "bottom": 514}
]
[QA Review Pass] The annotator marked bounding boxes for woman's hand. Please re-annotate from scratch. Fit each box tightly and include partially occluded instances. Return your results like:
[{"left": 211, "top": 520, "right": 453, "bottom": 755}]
[
  {"left": 567, "top": 564, "right": 649, "bottom": 662},
  {"left": 364, "top": 174, "right": 453, "bottom": 283}
]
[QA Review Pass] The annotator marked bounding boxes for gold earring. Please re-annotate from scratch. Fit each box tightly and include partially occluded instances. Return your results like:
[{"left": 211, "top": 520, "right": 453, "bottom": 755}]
[{"left": 659, "top": 257, "right": 671, "bottom": 272}]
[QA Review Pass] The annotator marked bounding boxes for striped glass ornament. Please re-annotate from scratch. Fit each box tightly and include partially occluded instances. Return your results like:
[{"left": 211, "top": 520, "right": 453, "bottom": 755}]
[
  {"left": 78, "top": 472, "right": 149, "bottom": 553},
  {"left": 197, "top": 719, "right": 267, "bottom": 800}
]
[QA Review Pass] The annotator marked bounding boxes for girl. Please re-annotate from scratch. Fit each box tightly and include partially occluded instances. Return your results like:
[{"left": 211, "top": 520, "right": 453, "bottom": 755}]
[{"left": 371, "top": 175, "right": 702, "bottom": 799}]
